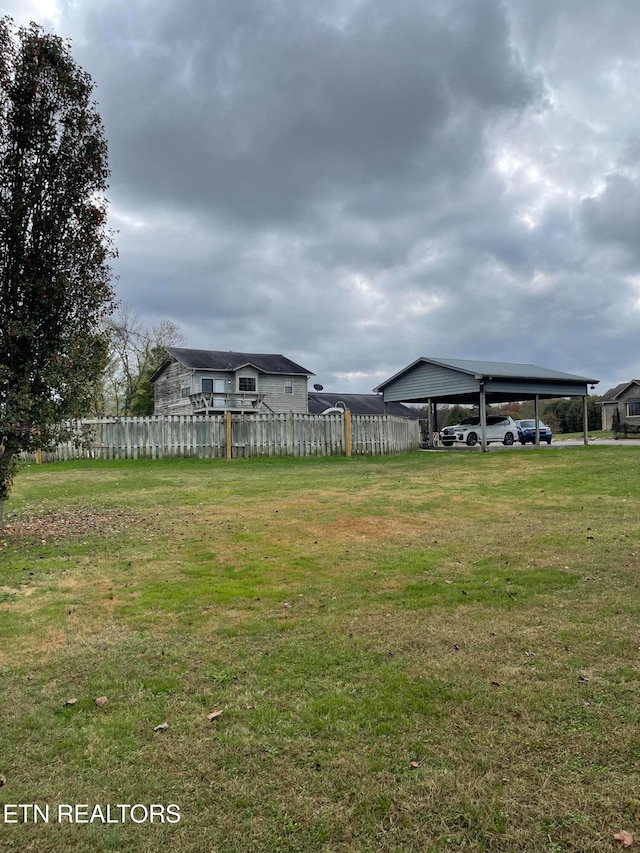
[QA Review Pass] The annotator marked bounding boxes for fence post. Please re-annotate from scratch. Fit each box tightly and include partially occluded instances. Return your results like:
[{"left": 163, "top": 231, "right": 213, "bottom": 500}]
[
  {"left": 226, "top": 410, "right": 232, "bottom": 460},
  {"left": 345, "top": 409, "right": 352, "bottom": 457}
]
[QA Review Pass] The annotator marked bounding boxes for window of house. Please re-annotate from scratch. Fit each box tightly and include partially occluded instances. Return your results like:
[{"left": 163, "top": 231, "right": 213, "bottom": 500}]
[
  {"left": 626, "top": 400, "right": 640, "bottom": 417},
  {"left": 201, "top": 378, "right": 213, "bottom": 394},
  {"left": 284, "top": 380, "right": 293, "bottom": 395},
  {"left": 180, "top": 381, "right": 191, "bottom": 399},
  {"left": 239, "top": 377, "right": 256, "bottom": 392}
]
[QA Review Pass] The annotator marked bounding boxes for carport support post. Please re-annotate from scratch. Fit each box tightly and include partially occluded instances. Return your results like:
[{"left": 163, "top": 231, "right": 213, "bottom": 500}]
[
  {"left": 583, "top": 395, "right": 589, "bottom": 445},
  {"left": 534, "top": 395, "right": 540, "bottom": 448},
  {"left": 426, "top": 398, "right": 433, "bottom": 448},
  {"left": 479, "top": 386, "right": 487, "bottom": 452}
]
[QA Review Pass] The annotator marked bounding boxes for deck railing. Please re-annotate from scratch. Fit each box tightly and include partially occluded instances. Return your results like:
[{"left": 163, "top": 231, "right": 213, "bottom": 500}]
[{"left": 189, "top": 392, "right": 267, "bottom": 412}]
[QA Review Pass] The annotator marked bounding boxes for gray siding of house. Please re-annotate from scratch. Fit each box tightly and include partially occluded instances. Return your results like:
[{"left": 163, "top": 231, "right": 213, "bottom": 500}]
[
  {"left": 260, "top": 374, "right": 308, "bottom": 414},
  {"left": 381, "top": 362, "right": 479, "bottom": 402},
  {"left": 193, "top": 370, "right": 232, "bottom": 391},
  {"left": 154, "top": 361, "right": 194, "bottom": 415}
]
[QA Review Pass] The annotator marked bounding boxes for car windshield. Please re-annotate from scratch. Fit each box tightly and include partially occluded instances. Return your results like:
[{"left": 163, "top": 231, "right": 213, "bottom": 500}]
[
  {"left": 458, "top": 416, "right": 511, "bottom": 426},
  {"left": 519, "top": 420, "right": 535, "bottom": 428}
]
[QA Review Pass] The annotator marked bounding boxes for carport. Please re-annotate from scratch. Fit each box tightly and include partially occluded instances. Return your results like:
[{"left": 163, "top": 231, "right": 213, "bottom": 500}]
[{"left": 373, "top": 357, "right": 599, "bottom": 451}]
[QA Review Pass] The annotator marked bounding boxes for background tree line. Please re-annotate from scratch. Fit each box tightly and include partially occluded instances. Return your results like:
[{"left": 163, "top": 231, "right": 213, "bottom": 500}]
[
  {"left": 93, "top": 305, "right": 184, "bottom": 417},
  {"left": 409, "top": 397, "right": 601, "bottom": 433}
]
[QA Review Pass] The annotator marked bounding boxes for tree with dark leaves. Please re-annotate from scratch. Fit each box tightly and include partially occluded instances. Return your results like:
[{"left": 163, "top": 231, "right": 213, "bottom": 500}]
[{"left": 0, "top": 18, "right": 116, "bottom": 524}]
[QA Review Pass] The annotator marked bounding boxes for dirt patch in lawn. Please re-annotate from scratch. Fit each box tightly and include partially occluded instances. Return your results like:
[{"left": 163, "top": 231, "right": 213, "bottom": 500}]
[{"left": 1, "top": 507, "right": 140, "bottom": 544}]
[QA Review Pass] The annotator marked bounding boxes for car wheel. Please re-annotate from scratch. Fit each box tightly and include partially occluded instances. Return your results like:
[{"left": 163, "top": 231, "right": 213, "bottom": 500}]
[
  {"left": 503, "top": 432, "right": 514, "bottom": 445},
  {"left": 546, "top": 438, "right": 552, "bottom": 444},
  {"left": 466, "top": 432, "right": 478, "bottom": 446}
]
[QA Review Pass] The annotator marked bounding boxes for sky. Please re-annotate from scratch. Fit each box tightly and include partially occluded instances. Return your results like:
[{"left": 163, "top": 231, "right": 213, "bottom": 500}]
[{"left": 4, "top": 0, "right": 640, "bottom": 394}]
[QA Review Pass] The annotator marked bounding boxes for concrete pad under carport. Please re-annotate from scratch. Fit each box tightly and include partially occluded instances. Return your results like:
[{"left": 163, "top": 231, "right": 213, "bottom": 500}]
[
  {"left": 374, "top": 357, "right": 599, "bottom": 452},
  {"left": 420, "top": 437, "right": 640, "bottom": 451}
]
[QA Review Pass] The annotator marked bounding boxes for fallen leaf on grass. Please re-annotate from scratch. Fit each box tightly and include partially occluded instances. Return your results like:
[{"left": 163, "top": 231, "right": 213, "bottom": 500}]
[
  {"left": 0, "top": 774, "right": 6, "bottom": 787},
  {"left": 63, "top": 698, "right": 77, "bottom": 707},
  {"left": 95, "top": 696, "right": 108, "bottom": 709},
  {"left": 207, "top": 709, "right": 224, "bottom": 721},
  {"left": 409, "top": 761, "right": 420, "bottom": 769},
  {"left": 153, "top": 722, "right": 169, "bottom": 732},
  {"left": 614, "top": 831, "right": 634, "bottom": 847}
]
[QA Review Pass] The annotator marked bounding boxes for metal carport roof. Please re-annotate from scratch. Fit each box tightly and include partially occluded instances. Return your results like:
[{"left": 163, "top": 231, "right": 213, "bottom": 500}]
[
  {"left": 373, "top": 357, "right": 599, "bottom": 450},
  {"left": 374, "top": 357, "right": 598, "bottom": 404}
]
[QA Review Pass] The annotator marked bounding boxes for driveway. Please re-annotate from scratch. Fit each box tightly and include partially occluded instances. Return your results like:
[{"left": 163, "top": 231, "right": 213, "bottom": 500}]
[{"left": 423, "top": 438, "right": 640, "bottom": 451}]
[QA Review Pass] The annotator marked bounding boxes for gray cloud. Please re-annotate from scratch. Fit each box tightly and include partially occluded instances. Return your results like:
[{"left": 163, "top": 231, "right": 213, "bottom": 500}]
[
  {"left": 4, "top": 0, "right": 640, "bottom": 393},
  {"left": 79, "top": 0, "right": 540, "bottom": 225},
  {"left": 580, "top": 175, "right": 640, "bottom": 259}
]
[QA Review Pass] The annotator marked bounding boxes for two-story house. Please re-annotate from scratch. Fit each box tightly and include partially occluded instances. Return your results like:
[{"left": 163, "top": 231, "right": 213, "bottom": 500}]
[{"left": 151, "top": 347, "right": 314, "bottom": 415}]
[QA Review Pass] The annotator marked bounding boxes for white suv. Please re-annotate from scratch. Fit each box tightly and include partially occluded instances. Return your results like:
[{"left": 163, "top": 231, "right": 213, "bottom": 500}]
[{"left": 440, "top": 415, "right": 518, "bottom": 447}]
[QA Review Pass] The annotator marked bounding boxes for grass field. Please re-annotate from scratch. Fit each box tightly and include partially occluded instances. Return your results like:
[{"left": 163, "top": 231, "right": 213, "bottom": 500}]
[{"left": 0, "top": 448, "right": 638, "bottom": 852}]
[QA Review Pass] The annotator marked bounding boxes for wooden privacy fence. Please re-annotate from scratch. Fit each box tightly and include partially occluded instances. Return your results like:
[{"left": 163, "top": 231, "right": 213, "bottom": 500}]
[{"left": 22, "top": 412, "right": 420, "bottom": 462}]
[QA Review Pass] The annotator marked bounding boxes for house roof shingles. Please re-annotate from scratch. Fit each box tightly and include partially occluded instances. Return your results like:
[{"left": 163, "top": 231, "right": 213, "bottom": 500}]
[
  {"left": 307, "top": 392, "right": 420, "bottom": 418},
  {"left": 599, "top": 380, "right": 640, "bottom": 402},
  {"left": 164, "top": 347, "right": 314, "bottom": 376}
]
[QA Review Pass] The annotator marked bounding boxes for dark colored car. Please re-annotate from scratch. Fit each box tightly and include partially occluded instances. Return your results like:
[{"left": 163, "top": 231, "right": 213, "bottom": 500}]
[{"left": 515, "top": 419, "right": 553, "bottom": 444}]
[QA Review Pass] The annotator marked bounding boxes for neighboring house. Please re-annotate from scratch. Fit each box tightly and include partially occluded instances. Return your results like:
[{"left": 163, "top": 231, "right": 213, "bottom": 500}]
[
  {"left": 151, "top": 347, "right": 314, "bottom": 415},
  {"left": 307, "top": 391, "right": 421, "bottom": 418},
  {"left": 599, "top": 380, "right": 640, "bottom": 431}
]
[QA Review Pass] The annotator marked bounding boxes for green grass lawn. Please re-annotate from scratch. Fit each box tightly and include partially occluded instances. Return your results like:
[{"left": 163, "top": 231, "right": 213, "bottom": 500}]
[{"left": 0, "top": 449, "right": 638, "bottom": 852}]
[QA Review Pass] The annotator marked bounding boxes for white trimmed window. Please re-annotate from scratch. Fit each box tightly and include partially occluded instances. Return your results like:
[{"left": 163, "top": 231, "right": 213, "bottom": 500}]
[
  {"left": 626, "top": 401, "right": 640, "bottom": 417},
  {"left": 180, "top": 380, "right": 191, "bottom": 398},
  {"left": 238, "top": 376, "right": 256, "bottom": 392},
  {"left": 284, "top": 380, "right": 293, "bottom": 395}
]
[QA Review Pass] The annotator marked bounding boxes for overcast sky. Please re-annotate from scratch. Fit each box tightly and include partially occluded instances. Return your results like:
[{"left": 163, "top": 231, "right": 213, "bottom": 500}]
[{"left": 5, "top": 0, "right": 640, "bottom": 393}]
